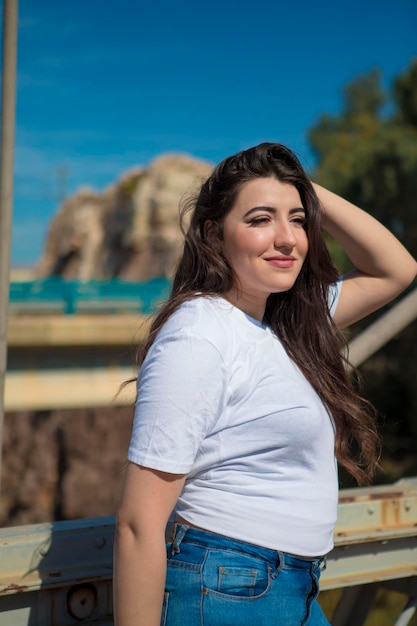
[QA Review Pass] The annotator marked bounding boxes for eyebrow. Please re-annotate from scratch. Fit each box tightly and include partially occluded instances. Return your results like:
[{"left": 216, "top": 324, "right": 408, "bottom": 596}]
[{"left": 243, "top": 206, "right": 306, "bottom": 218}]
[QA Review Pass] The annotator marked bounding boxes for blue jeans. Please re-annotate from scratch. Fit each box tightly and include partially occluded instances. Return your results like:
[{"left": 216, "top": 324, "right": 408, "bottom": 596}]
[{"left": 162, "top": 523, "right": 330, "bottom": 626}]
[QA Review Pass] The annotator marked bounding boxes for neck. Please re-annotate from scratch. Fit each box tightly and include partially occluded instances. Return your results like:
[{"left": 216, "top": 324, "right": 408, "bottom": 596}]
[{"left": 222, "top": 288, "right": 266, "bottom": 322}]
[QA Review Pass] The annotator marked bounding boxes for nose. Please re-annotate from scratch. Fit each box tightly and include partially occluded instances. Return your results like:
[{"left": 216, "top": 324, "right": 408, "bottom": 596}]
[{"left": 273, "top": 221, "right": 296, "bottom": 250}]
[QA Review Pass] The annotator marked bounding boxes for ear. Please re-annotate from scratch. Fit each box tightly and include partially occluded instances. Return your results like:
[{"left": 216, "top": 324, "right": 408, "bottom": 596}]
[{"left": 203, "top": 220, "right": 222, "bottom": 251}]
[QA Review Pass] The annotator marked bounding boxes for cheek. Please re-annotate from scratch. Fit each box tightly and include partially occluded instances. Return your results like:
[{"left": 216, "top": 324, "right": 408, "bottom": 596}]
[
  {"left": 236, "top": 230, "right": 270, "bottom": 253},
  {"left": 222, "top": 231, "right": 251, "bottom": 258},
  {"left": 222, "top": 227, "right": 269, "bottom": 261},
  {"left": 299, "top": 233, "right": 309, "bottom": 258}
]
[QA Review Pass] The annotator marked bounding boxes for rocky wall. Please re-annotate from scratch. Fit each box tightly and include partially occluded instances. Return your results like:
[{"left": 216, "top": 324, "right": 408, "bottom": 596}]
[
  {"left": 0, "top": 405, "right": 134, "bottom": 526},
  {"left": 35, "top": 154, "right": 212, "bottom": 281}
]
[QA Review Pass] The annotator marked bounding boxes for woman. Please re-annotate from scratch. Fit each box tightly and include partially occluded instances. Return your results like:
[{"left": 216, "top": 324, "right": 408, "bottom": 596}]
[{"left": 114, "top": 143, "right": 416, "bottom": 626}]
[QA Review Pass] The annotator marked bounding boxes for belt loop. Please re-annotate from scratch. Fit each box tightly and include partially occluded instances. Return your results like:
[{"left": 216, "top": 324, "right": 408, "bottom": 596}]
[
  {"left": 170, "top": 523, "right": 188, "bottom": 556},
  {"left": 271, "top": 550, "right": 284, "bottom": 579}
]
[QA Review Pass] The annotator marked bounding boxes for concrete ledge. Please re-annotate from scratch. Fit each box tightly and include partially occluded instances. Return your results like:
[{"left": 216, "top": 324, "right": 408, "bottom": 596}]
[
  {"left": 4, "top": 367, "right": 137, "bottom": 411},
  {"left": 7, "top": 314, "right": 151, "bottom": 346}
]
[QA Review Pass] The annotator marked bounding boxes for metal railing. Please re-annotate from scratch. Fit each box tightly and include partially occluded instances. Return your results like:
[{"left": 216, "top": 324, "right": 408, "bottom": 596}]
[
  {"left": 0, "top": 478, "right": 416, "bottom": 625},
  {"left": 5, "top": 288, "right": 417, "bottom": 412},
  {"left": 8, "top": 277, "right": 171, "bottom": 315}
]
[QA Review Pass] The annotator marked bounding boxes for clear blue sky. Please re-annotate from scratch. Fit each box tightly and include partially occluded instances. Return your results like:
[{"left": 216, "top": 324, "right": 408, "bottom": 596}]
[{"left": 4, "top": 0, "right": 417, "bottom": 267}]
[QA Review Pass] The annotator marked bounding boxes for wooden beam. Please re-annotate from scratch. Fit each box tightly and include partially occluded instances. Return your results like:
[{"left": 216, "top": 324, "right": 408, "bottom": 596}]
[
  {"left": 7, "top": 314, "right": 150, "bottom": 347},
  {"left": 4, "top": 367, "right": 136, "bottom": 411}
]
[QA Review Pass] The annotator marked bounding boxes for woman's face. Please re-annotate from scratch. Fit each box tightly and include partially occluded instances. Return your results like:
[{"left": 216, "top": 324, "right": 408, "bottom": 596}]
[{"left": 221, "top": 177, "right": 308, "bottom": 308}]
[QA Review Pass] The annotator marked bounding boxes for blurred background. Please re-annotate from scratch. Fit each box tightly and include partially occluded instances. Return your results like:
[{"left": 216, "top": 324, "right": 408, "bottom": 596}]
[
  {"left": 10, "top": 0, "right": 417, "bottom": 269},
  {"left": 2, "top": 0, "right": 417, "bottom": 623}
]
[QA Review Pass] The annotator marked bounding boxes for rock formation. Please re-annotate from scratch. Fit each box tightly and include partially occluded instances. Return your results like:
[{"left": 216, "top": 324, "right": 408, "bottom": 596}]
[
  {"left": 1, "top": 406, "right": 133, "bottom": 526},
  {"left": 2, "top": 153, "right": 214, "bottom": 527},
  {"left": 35, "top": 154, "right": 213, "bottom": 281}
]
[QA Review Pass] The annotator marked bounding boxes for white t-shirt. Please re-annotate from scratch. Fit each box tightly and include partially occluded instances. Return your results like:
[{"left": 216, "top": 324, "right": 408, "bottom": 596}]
[{"left": 128, "top": 287, "right": 341, "bottom": 556}]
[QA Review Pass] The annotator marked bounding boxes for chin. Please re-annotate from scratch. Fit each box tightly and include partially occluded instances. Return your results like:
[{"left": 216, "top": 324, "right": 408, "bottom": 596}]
[{"left": 270, "top": 282, "right": 297, "bottom": 294}]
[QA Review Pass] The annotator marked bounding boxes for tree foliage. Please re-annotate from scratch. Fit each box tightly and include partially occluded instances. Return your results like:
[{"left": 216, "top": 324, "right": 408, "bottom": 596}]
[
  {"left": 308, "top": 59, "right": 417, "bottom": 480},
  {"left": 310, "top": 62, "right": 417, "bottom": 263}
]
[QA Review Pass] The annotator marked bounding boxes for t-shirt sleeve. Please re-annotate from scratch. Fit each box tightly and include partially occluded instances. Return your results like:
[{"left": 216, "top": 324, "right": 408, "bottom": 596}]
[
  {"left": 328, "top": 279, "right": 343, "bottom": 318},
  {"left": 128, "top": 324, "right": 228, "bottom": 474}
]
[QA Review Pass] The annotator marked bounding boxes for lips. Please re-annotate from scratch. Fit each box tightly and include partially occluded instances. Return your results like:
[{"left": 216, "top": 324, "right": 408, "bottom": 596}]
[{"left": 265, "top": 256, "right": 295, "bottom": 268}]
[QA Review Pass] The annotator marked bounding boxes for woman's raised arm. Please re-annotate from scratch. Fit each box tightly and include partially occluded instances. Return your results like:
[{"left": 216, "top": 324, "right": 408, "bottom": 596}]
[
  {"left": 113, "top": 463, "right": 186, "bottom": 626},
  {"left": 313, "top": 182, "right": 417, "bottom": 329}
]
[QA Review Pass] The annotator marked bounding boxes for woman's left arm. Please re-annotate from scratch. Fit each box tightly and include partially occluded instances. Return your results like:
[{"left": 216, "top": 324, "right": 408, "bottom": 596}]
[{"left": 313, "top": 182, "right": 417, "bottom": 329}]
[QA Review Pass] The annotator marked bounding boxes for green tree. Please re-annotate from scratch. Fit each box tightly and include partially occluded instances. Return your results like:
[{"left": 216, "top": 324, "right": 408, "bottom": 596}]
[{"left": 308, "top": 59, "right": 417, "bottom": 481}]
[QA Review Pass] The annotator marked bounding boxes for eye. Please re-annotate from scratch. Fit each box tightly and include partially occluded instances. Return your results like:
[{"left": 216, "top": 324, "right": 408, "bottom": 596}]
[
  {"left": 291, "top": 215, "right": 307, "bottom": 227},
  {"left": 248, "top": 216, "right": 271, "bottom": 226}
]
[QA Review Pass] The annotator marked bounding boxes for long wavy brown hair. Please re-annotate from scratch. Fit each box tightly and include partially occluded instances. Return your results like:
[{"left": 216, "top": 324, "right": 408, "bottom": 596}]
[{"left": 137, "top": 142, "right": 380, "bottom": 485}]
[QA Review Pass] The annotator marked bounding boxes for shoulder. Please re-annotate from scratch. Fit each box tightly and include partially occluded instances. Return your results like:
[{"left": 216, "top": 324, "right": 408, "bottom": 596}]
[{"left": 153, "top": 296, "right": 235, "bottom": 355}]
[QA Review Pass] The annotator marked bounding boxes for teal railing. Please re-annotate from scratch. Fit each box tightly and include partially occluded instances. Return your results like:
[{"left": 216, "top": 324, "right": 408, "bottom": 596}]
[{"left": 8, "top": 277, "right": 172, "bottom": 315}]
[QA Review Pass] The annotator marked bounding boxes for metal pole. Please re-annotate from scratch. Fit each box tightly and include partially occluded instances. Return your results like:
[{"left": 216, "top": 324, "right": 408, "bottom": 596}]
[
  {"left": 347, "top": 289, "right": 417, "bottom": 368},
  {"left": 393, "top": 598, "right": 417, "bottom": 626},
  {"left": 0, "top": 0, "right": 19, "bottom": 491}
]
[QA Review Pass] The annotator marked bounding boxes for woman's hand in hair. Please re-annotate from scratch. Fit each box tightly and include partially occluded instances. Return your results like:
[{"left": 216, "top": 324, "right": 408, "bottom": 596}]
[{"left": 313, "top": 182, "right": 417, "bottom": 329}]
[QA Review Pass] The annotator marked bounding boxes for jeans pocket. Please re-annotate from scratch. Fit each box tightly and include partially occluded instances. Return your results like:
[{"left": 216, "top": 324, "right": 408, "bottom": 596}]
[
  {"left": 203, "top": 549, "right": 271, "bottom": 600},
  {"left": 218, "top": 566, "right": 267, "bottom": 597}
]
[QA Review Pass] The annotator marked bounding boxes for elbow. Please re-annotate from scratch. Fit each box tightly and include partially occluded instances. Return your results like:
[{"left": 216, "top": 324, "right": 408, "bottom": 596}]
[
  {"left": 114, "top": 509, "right": 167, "bottom": 547},
  {"left": 410, "top": 259, "right": 417, "bottom": 284},
  {"left": 370, "top": 260, "right": 417, "bottom": 312},
  {"left": 114, "top": 512, "right": 153, "bottom": 560},
  {"left": 397, "top": 258, "right": 417, "bottom": 292},
  {"left": 114, "top": 523, "right": 134, "bottom": 558},
  {"left": 115, "top": 510, "right": 141, "bottom": 543},
  {"left": 387, "top": 256, "right": 417, "bottom": 297},
  {"left": 114, "top": 504, "right": 142, "bottom": 549}
]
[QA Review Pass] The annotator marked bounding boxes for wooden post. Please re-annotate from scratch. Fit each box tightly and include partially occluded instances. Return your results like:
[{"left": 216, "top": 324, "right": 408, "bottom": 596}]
[{"left": 0, "top": 0, "right": 19, "bottom": 490}]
